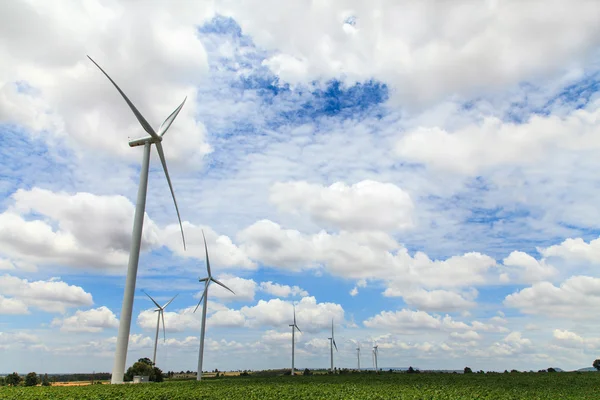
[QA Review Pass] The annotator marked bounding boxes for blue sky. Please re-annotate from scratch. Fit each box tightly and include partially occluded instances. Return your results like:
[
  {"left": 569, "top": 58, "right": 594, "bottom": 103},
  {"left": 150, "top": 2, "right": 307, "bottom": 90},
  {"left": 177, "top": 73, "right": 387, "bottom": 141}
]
[{"left": 2, "top": 0, "right": 600, "bottom": 374}]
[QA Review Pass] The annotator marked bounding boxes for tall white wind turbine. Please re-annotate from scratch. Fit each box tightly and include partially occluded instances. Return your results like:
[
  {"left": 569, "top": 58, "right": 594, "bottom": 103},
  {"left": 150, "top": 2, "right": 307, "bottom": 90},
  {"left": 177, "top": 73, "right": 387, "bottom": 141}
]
[
  {"left": 88, "top": 56, "right": 187, "bottom": 384},
  {"left": 373, "top": 344, "right": 379, "bottom": 373},
  {"left": 357, "top": 344, "right": 361, "bottom": 371},
  {"left": 328, "top": 319, "right": 338, "bottom": 373},
  {"left": 289, "top": 304, "right": 301, "bottom": 376},
  {"left": 194, "top": 230, "right": 235, "bottom": 381},
  {"left": 143, "top": 291, "right": 177, "bottom": 366}
]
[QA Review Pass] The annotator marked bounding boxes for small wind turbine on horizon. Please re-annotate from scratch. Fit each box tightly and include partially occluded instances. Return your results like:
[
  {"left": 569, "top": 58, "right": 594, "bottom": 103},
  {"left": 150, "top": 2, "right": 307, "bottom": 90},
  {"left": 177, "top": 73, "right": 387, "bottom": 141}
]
[
  {"left": 328, "top": 319, "right": 338, "bottom": 373},
  {"left": 373, "top": 344, "right": 379, "bottom": 373},
  {"left": 194, "top": 230, "right": 235, "bottom": 381},
  {"left": 88, "top": 56, "right": 187, "bottom": 384},
  {"left": 143, "top": 291, "right": 178, "bottom": 366},
  {"left": 357, "top": 344, "right": 361, "bottom": 371},
  {"left": 289, "top": 304, "right": 301, "bottom": 376}
]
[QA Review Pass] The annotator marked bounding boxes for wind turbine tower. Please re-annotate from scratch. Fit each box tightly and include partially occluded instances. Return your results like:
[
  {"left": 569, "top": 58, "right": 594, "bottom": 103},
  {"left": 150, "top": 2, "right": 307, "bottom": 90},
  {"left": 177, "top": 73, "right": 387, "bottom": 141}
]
[
  {"left": 357, "top": 345, "right": 361, "bottom": 371},
  {"left": 88, "top": 56, "right": 187, "bottom": 384},
  {"left": 289, "top": 304, "right": 301, "bottom": 376},
  {"left": 373, "top": 344, "right": 379, "bottom": 373},
  {"left": 328, "top": 319, "right": 338, "bottom": 373},
  {"left": 194, "top": 231, "right": 235, "bottom": 381},
  {"left": 143, "top": 291, "right": 177, "bottom": 365}
]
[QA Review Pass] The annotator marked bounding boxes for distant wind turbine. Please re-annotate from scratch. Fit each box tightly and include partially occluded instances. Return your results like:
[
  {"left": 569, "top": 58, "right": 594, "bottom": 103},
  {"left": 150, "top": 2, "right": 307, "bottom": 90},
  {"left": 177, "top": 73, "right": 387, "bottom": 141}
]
[
  {"left": 373, "top": 344, "right": 379, "bottom": 373},
  {"left": 194, "top": 230, "right": 235, "bottom": 381},
  {"left": 88, "top": 56, "right": 187, "bottom": 384},
  {"left": 328, "top": 319, "right": 337, "bottom": 373},
  {"left": 289, "top": 304, "right": 301, "bottom": 376},
  {"left": 143, "top": 291, "right": 177, "bottom": 366},
  {"left": 357, "top": 344, "right": 361, "bottom": 371}
]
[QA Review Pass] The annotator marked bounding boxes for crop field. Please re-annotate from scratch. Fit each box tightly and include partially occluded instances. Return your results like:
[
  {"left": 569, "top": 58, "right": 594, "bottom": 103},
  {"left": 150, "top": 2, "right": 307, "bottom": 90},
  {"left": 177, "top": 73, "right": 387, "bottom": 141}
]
[{"left": 1, "top": 372, "right": 599, "bottom": 400}]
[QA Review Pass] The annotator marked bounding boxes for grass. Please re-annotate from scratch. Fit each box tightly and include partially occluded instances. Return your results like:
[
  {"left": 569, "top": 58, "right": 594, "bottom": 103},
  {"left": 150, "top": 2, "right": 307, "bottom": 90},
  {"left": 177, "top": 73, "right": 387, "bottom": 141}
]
[{"left": 1, "top": 372, "right": 599, "bottom": 399}]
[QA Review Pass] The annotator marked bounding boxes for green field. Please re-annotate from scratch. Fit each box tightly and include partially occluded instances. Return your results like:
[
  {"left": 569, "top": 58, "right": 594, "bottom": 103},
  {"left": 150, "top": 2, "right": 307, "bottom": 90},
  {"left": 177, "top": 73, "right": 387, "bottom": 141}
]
[{"left": 1, "top": 372, "right": 599, "bottom": 399}]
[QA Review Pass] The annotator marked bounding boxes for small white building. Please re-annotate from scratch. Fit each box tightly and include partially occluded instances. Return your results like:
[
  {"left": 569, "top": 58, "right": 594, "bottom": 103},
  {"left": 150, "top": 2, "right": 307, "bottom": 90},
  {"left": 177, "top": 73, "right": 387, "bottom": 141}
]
[{"left": 132, "top": 375, "right": 150, "bottom": 384}]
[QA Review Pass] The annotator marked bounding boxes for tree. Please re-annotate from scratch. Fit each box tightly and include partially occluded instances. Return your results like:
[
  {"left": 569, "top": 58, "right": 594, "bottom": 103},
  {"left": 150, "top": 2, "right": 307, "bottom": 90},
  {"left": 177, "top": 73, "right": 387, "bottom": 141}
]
[
  {"left": 5, "top": 372, "right": 22, "bottom": 386},
  {"left": 303, "top": 368, "right": 312, "bottom": 376},
  {"left": 41, "top": 373, "right": 51, "bottom": 386},
  {"left": 0, "top": 376, "right": 5, "bottom": 386},
  {"left": 407, "top": 366, "right": 416, "bottom": 374},
  {"left": 464, "top": 367, "right": 473, "bottom": 374},
  {"left": 593, "top": 359, "right": 600, "bottom": 371},
  {"left": 124, "top": 358, "right": 163, "bottom": 382},
  {"left": 25, "top": 372, "right": 39, "bottom": 387},
  {"left": 547, "top": 367, "right": 557, "bottom": 373}
]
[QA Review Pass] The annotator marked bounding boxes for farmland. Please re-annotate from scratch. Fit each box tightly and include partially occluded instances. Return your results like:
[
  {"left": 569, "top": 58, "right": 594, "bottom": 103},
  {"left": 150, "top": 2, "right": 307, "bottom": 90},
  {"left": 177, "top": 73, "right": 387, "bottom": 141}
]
[{"left": 1, "top": 372, "right": 599, "bottom": 399}]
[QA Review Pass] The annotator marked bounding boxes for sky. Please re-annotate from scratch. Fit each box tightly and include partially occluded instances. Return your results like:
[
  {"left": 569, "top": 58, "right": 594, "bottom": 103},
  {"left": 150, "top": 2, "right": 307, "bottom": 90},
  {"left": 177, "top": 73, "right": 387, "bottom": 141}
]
[{"left": 1, "top": 0, "right": 600, "bottom": 374}]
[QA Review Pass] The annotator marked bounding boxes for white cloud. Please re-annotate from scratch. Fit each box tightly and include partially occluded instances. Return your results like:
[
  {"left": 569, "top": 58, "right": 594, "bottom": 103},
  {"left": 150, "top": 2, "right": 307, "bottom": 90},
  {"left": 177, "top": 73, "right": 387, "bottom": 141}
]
[
  {"left": 450, "top": 331, "right": 481, "bottom": 341},
  {"left": 541, "top": 237, "right": 600, "bottom": 264},
  {"left": 0, "top": 295, "right": 29, "bottom": 315},
  {"left": 396, "top": 102, "right": 600, "bottom": 174},
  {"left": 349, "top": 287, "right": 359, "bottom": 296},
  {"left": 0, "top": 0, "right": 213, "bottom": 164},
  {"left": 384, "top": 288, "right": 477, "bottom": 312},
  {"left": 220, "top": 0, "right": 600, "bottom": 107},
  {"left": 259, "top": 281, "right": 308, "bottom": 298},
  {"left": 0, "top": 188, "right": 160, "bottom": 270},
  {"left": 504, "top": 276, "right": 600, "bottom": 318},
  {"left": 363, "top": 309, "right": 470, "bottom": 333},
  {"left": 210, "top": 274, "right": 257, "bottom": 302},
  {"left": 0, "top": 274, "right": 93, "bottom": 313},
  {"left": 553, "top": 329, "right": 600, "bottom": 350},
  {"left": 501, "top": 251, "right": 557, "bottom": 284},
  {"left": 50, "top": 306, "right": 118, "bottom": 332},
  {"left": 240, "top": 296, "right": 344, "bottom": 333},
  {"left": 238, "top": 220, "right": 499, "bottom": 288},
  {"left": 270, "top": 180, "right": 414, "bottom": 231},
  {"left": 162, "top": 224, "right": 255, "bottom": 270}
]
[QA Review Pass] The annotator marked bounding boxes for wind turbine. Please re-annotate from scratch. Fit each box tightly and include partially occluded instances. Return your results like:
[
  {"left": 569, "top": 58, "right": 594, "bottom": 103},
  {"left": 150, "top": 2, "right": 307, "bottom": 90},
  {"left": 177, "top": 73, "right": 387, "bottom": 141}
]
[
  {"left": 88, "top": 56, "right": 187, "bottom": 384},
  {"left": 356, "top": 344, "right": 361, "bottom": 371},
  {"left": 328, "top": 319, "right": 337, "bottom": 373},
  {"left": 289, "top": 304, "right": 301, "bottom": 376},
  {"left": 373, "top": 344, "right": 379, "bottom": 373},
  {"left": 194, "top": 230, "right": 235, "bottom": 381},
  {"left": 143, "top": 291, "right": 177, "bottom": 366}
]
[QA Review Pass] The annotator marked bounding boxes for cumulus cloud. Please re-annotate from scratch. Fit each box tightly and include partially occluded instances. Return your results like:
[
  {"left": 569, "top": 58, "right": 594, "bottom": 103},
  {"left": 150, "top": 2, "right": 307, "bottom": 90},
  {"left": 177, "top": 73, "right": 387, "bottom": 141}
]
[
  {"left": 396, "top": 102, "right": 600, "bottom": 174},
  {"left": 0, "top": 295, "right": 29, "bottom": 315},
  {"left": 0, "top": 274, "right": 93, "bottom": 313},
  {"left": 501, "top": 251, "right": 557, "bottom": 284},
  {"left": 383, "top": 288, "right": 477, "bottom": 312},
  {"left": 219, "top": 0, "right": 600, "bottom": 106},
  {"left": 238, "top": 219, "right": 498, "bottom": 288},
  {"left": 270, "top": 180, "right": 414, "bottom": 231},
  {"left": 240, "top": 296, "right": 344, "bottom": 333},
  {"left": 504, "top": 276, "right": 600, "bottom": 317},
  {"left": 541, "top": 236, "right": 600, "bottom": 264},
  {"left": 259, "top": 281, "right": 308, "bottom": 298},
  {"left": 363, "top": 309, "right": 470, "bottom": 333},
  {"left": 0, "top": 188, "right": 160, "bottom": 270},
  {"left": 50, "top": 306, "right": 118, "bottom": 332},
  {"left": 0, "top": 0, "right": 213, "bottom": 164},
  {"left": 162, "top": 224, "right": 255, "bottom": 270}
]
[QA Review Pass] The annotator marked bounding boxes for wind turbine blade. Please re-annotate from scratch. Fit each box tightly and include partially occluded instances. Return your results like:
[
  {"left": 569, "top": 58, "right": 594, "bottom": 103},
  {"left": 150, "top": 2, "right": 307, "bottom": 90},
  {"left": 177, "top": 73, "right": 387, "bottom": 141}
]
[
  {"left": 155, "top": 141, "right": 186, "bottom": 250},
  {"left": 295, "top": 324, "right": 301, "bottom": 333},
  {"left": 143, "top": 291, "right": 161, "bottom": 309},
  {"left": 162, "top": 294, "right": 178, "bottom": 309},
  {"left": 87, "top": 56, "right": 159, "bottom": 140},
  {"left": 211, "top": 277, "right": 235, "bottom": 295},
  {"left": 158, "top": 97, "right": 187, "bottom": 137},
  {"left": 193, "top": 285, "right": 208, "bottom": 313},
  {"left": 202, "top": 230, "right": 212, "bottom": 277},
  {"left": 161, "top": 310, "right": 166, "bottom": 342},
  {"left": 333, "top": 339, "right": 338, "bottom": 352}
]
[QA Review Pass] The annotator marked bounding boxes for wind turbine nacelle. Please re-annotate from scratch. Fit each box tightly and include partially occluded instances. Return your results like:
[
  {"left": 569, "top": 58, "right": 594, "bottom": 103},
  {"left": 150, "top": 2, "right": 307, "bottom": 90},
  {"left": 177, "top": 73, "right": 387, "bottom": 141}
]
[{"left": 129, "top": 136, "right": 162, "bottom": 147}]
